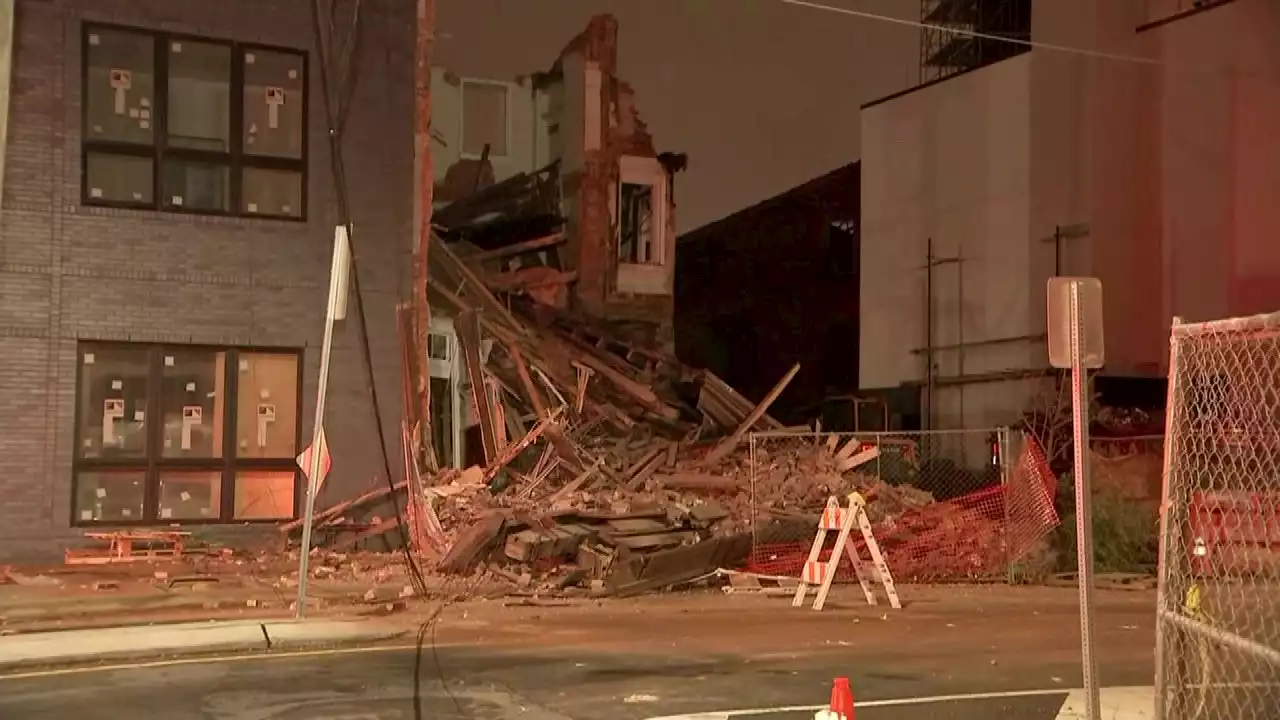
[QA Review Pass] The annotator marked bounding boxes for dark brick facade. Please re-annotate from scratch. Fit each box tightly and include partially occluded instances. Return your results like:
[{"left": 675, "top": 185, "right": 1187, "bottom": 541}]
[{"left": 0, "top": 0, "right": 414, "bottom": 560}]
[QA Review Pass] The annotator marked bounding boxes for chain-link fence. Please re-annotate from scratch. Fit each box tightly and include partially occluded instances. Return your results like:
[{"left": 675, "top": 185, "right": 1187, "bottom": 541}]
[
  {"left": 742, "top": 429, "right": 1059, "bottom": 583},
  {"left": 1156, "top": 314, "right": 1280, "bottom": 719}
]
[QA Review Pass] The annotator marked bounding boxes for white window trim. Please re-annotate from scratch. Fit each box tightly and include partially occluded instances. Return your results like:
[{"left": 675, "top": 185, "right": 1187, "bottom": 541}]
[
  {"left": 459, "top": 78, "right": 512, "bottom": 160},
  {"left": 615, "top": 155, "right": 668, "bottom": 266}
]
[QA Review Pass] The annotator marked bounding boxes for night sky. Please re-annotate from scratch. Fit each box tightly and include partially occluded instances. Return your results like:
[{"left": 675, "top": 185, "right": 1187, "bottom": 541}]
[{"left": 435, "top": 0, "right": 921, "bottom": 233}]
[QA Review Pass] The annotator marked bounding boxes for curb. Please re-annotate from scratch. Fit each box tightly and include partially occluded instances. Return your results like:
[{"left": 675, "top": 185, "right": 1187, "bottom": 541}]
[{"left": 0, "top": 619, "right": 405, "bottom": 672}]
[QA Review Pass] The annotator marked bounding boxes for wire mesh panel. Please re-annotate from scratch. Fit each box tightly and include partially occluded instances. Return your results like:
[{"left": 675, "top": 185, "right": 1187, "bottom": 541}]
[
  {"left": 1156, "top": 314, "right": 1280, "bottom": 719},
  {"left": 744, "top": 429, "right": 1058, "bottom": 583}
]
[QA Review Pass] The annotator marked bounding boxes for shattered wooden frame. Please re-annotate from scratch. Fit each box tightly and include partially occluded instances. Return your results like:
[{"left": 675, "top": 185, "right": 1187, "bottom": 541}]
[{"left": 70, "top": 341, "right": 304, "bottom": 527}]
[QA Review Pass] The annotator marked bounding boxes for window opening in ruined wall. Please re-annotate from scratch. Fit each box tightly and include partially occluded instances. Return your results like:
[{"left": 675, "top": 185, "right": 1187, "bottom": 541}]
[
  {"left": 618, "top": 182, "right": 654, "bottom": 263},
  {"left": 614, "top": 156, "right": 667, "bottom": 267},
  {"left": 82, "top": 25, "right": 307, "bottom": 219},
  {"left": 73, "top": 343, "right": 303, "bottom": 525},
  {"left": 461, "top": 80, "right": 510, "bottom": 158}
]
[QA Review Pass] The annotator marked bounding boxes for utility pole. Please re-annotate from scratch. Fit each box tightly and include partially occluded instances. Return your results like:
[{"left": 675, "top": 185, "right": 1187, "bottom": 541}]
[{"left": 413, "top": 0, "right": 438, "bottom": 471}]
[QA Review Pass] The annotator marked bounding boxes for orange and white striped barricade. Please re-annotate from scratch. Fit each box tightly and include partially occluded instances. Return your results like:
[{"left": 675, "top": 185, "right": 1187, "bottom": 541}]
[{"left": 792, "top": 493, "right": 901, "bottom": 611}]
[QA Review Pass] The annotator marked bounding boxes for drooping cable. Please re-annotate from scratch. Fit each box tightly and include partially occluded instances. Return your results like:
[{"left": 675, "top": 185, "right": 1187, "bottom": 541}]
[{"left": 307, "top": 0, "right": 427, "bottom": 596}]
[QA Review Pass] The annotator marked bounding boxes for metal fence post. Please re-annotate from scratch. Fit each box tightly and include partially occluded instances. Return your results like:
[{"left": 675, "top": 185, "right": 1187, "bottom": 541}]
[
  {"left": 997, "top": 426, "right": 1014, "bottom": 583},
  {"left": 1153, "top": 318, "right": 1183, "bottom": 720}
]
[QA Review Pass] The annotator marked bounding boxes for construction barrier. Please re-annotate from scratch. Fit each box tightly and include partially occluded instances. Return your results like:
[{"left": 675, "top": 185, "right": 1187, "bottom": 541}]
[
  {"left": 793, "top": 494, "right": 900, "bottom": 610},
  {"left": 747, "top": 434, "right": 1059, "bottom": 583}
]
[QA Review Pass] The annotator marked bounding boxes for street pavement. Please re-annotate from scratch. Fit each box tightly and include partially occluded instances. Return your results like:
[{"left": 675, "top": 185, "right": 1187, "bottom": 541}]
[{"left": 0, "top": 638, "right": 1152, "bottom": 720}]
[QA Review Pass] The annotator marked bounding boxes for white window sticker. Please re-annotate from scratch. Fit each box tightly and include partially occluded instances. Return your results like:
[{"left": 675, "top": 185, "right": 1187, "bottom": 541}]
[
  {"left": 90, "top": 188, "right": 103, "bottom": 198},
  {"left": 80, "top": 510, "right": 94, "bottom": 520},
  {"left": 88, "top": 33, "right": 100, "bottom": 46},
  {"left": 84, "top": 353, "right": 95, "bottom": 365},
  {"left": 164, "top": 355, "right": 175, "bottom": 366},
  {"left": 247, "top": 202, "right": 259, "bottom": 213},
  {"left": 160, "top": 508, "right": 172, "bottom": 519},
  {"left": 186, "top": 382, "right": 196, "bottom": 392},
  {"left": 96, "top": 487, "right": 107, "bottom": 498}
]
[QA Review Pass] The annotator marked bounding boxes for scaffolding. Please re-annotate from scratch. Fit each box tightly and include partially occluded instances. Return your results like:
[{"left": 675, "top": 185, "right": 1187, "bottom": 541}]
[{"left": 919, "top": 0, "right": 1033, "bottom": 83}]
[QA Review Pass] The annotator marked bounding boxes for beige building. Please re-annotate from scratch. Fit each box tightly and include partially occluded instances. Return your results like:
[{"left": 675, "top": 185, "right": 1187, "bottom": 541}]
[{"left": 859, "top": 0, "right": 1280, "bottom": 431}]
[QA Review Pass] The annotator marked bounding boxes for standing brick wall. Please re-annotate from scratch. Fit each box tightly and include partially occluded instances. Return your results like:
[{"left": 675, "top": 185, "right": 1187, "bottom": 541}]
[{"left": 0, "top": 0, "right": 414, "bottom": 560}]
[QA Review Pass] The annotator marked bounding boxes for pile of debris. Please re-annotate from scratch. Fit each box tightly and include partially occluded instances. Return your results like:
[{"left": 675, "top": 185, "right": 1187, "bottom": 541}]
[{"left": 280, "top": 221, "right": 948, "bottom": 596}]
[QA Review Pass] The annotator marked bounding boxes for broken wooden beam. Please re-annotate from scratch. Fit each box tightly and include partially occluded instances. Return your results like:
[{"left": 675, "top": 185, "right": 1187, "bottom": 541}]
[
  {"left": 457, "top": 309, "right": 501, "bottom": 465},
  {"left": 652, "top": 472, "right": 737, "bottom": 491},
  {"left": 463, "top": 232, "right": 566, "bottom": 264},
  {"left": 699, "top": 363, "right": 800, "bottom": 468}
]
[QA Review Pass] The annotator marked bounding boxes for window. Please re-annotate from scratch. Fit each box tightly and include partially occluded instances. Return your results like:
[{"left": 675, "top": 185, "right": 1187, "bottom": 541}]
[
  {"left": 73, "top": 343, "right": 302, "bottom": 525},
  {"left": 461, "top": 80, "right": 509, "bottom": 157},
  {"left": 82, "top": 25, "right": 306, "bottom": 219},
  {"left": 614, "top": 156, "right": 668, "bottom": 266}
]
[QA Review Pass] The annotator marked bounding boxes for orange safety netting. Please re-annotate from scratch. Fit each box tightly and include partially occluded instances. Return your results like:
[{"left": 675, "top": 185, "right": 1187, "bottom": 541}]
[{"left": 745, "top": 437, "right": 1059, "bottom": 582}]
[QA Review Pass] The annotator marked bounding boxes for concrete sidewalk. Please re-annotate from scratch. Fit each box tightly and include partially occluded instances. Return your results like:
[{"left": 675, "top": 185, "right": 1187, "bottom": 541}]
[{"left": 0, "top": 618, "right": 405, "bottom": 671}]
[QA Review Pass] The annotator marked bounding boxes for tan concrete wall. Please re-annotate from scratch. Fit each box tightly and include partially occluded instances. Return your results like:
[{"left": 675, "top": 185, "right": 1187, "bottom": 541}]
[
  {"left": 1147, "top": 0, "right": 1280, "bottom": 323},
  {"left": 860, "top": 54, "right": 1038, "bottom": 433},
  {"left": 862, "top": 0, "right": 1280, "bottom": 410}
]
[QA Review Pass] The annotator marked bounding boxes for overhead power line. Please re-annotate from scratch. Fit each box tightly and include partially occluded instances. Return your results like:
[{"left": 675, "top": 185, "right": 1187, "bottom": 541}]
[{"left": 777, "top": 0, "right": 1272, "bottom": 77}]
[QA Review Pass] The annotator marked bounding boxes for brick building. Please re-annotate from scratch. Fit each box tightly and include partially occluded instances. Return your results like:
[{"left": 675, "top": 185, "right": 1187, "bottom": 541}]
[{"left": 0, "top": 0, "right": 414, "bottom": 560}]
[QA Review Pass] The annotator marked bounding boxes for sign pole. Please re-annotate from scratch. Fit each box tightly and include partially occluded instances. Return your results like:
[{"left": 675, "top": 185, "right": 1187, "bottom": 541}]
[
  {"left": 295, "top": 227, "right": 350, "bottom": 619},
  {"left": 1069, "top": 281, "right": 1102, "bottom": 719}
]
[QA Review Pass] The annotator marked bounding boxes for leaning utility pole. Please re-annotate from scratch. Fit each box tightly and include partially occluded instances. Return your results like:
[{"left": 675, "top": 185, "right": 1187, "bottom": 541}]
[{"left": 413, "top": 0, "right": 438, "bottom": 471}]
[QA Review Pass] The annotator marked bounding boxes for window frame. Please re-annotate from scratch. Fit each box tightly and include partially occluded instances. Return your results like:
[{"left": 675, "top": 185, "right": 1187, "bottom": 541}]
[
  {"left": 71, "top": 341, "right": 305, "bottom": 527},
  {"left": 614, "top": 155, "right": 669, "bottom": 267},
  {"left": 458, "top": 78, "right": 512, "bottom": 159},
  {"left": 79, "top": 23, "right": 309, "bottom": 221}
]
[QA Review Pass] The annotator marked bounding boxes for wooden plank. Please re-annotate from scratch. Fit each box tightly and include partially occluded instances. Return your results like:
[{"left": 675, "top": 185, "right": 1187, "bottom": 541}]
[
  {"left": 610, "top": 531, "right": 697, "bottom": 551},
  {"left": 652, "top": 472, "right": 736, "bottom": 491},
  {"left": 430, "top": 233, "right": 528, "bottom": 335},
  {"left": 279, "top": 480, "right": 409, "bottom": 533},
  {"left": 699, "top": 370, "right": 785, "bottom": 431},
  {"left": 457, "top": 309, "right": 500, "bottom": 465},
  {"left": 699, "top": 363, "right": 800, "bottom": 467},
  {"left": 439, "top": 511, "right": 506, "bottom": 574},
  {"left": 510, "top": 345, "right": 580, "bottom": 465},
  {"left": 604, "top": 518, "right": 671, "bottom": 535},
  {"left": 463, "top": 232, "right": 566, "bottom": 263},
  {"left": 555, "top": 337, "right": 680, "bottom": 421},
  {"left": 330, "top": 517, "right": 402, "bottom": 552},
  {"left": 484, "top": 269, "right": 578, "bottom": 293}
]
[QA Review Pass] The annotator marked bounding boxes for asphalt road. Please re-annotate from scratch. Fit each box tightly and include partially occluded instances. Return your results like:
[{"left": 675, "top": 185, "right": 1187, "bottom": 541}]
[{"left": 0, "top": 643, "right": 1147, "bottom": 720}]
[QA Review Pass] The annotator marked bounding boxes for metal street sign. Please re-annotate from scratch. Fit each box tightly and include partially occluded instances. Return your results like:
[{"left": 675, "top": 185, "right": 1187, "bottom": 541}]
[
  {"left": 1046, "top": 275, "right": 1104, "bottom": 720},
  {"left": 296, "top": 427, "right": 332, "bottom": 490},
  {"left": 1047, "top": 277, "right": 1105, "bottom": 369}
]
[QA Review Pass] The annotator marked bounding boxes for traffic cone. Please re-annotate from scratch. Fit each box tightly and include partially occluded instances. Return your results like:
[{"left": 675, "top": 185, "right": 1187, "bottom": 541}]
[{"left": 813, "top": 677, "right": 855, "bottom": 720}]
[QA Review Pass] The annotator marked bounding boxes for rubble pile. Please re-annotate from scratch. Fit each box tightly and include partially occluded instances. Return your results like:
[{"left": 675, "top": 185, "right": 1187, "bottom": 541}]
[{"left": 279, "top": 211, "right": 958, "bottom": 596}]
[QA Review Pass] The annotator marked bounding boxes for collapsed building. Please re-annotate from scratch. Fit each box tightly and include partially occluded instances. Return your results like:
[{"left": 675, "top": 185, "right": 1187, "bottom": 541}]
[{"left": 281, "top": 16, "right": 1063, "bottom": 598}]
